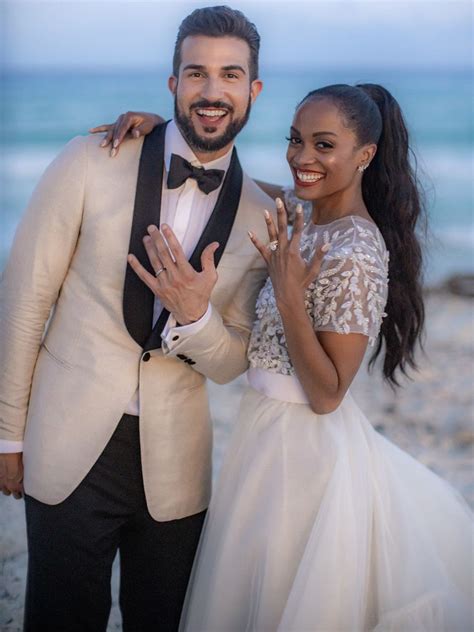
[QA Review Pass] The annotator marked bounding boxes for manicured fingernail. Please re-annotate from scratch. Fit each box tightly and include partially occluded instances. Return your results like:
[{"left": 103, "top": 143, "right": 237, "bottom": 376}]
[
  {"left": 113, "top": 139, "right": 119, "bottom": 148},
  {"left": 321, "top": 243, "right": 331, "bottom": 252},
  {"left": 100, "top": 139, "right": 107, "bottom": 147},
  {"left": 264, "top": 210, "right": 270, "bottom": 220},
  {"left": 110, "top": 148, "right": 117, "bottom": 158},
  {"left": 148, "top": 225, "right": 157, "bottom": 233},
  {"left": 132, "top": 129, "right": 140, "bottom": 138},
  {"left": 275, "top": 197, "right": 283, "bottom": 209},
  {"left": 248, "top": 231, "right": 254, "bottom": 239},
  {"left": 296, "top": 203, "right": 303, "bottom": 214}
]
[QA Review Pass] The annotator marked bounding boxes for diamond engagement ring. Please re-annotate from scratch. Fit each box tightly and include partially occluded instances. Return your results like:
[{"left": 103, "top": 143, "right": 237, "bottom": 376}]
[
  {"left": 268, "top": 240, "right": 279, "bottom": 251},
  {"left": 155, "top": 267, "right": 166, "bottom": 277}
]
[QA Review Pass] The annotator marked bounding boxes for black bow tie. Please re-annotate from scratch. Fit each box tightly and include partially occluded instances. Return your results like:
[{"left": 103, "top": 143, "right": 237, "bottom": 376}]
[{"left": 167, "top": 153, "right": 225, "bottom": 195}]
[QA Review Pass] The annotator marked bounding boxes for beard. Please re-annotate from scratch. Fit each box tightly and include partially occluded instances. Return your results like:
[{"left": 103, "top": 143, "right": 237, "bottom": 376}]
[{"left": 174, "top": 96, "right": 252, "bottom": 153}]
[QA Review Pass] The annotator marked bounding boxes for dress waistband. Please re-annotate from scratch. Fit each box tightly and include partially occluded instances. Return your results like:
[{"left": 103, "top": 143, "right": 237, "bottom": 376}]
[{"left": 247, "top": 367, "right": 310, "bottom": 404}]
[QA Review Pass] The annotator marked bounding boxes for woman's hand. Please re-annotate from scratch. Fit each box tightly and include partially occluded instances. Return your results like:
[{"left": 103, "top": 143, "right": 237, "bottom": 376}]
[
  {"left": 249, "top": 198, "right": 327, "bottom": 310},
  {"left": 89, "top": 111, "right": 165, "bottom": 156}
]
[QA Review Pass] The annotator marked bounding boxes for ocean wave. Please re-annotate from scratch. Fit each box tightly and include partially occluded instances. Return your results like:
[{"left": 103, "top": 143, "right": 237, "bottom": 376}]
[
  {"left": 415, "top": 147, "right": 473, "bottom": 182},
  {"left": 436, "top": 226, "right": 474, "bottom": 248},
  {"left": 2, "top": 146, "right": 59, "bottom": 179},
  {"left": 2, "top": 142, "right": 472, "bottom": 180}
]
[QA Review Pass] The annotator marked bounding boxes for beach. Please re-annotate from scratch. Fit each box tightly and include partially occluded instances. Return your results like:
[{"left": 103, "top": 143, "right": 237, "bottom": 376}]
[
  {"left": 2, "top": 1, "right": 472, "bottom": 625},
  {"left": 1, "top": 65, "right": 473, "bottom": 632},
  {"left": 1, "top": 288, "right": 472, "bottom": 630}
]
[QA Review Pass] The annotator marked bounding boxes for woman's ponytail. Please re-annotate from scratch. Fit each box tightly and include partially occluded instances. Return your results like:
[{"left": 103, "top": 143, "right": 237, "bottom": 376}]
[{"left": 357, "top": 83, "right": 426, "bottom": 385}]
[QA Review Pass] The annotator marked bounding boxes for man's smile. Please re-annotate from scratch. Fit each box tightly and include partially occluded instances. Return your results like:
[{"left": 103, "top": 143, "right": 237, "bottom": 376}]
[{"left": 193, "top": 107, "right": 230, "bottom": 129}]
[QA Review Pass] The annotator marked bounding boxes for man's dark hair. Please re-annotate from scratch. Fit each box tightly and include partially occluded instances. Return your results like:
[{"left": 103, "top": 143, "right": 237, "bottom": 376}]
[{"left": 173, "top": 5, "right": 260, "bottom": 82}]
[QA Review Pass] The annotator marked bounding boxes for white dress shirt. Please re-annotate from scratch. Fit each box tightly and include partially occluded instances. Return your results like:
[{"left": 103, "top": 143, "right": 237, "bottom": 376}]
[
  {"left": 124, "top": 120, "right": 233, "bottom": 415},
  {"left": 0, "top": 120, "right": 234, "bottom": 451}
]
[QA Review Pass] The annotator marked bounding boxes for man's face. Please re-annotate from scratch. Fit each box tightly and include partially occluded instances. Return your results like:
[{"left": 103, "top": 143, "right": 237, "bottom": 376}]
[{"left": 169, "top": 35, "right": 262, "bottom": 155}]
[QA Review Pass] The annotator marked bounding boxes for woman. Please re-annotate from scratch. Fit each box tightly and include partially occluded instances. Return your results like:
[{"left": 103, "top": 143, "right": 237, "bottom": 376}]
[{"left": 93, "top": 85, "right": 472, "bottom": 630}]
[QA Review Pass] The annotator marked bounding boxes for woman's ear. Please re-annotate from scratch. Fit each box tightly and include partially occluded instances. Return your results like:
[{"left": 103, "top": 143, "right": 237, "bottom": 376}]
[{"left": 361, "top": 143, "right": 377, "bottom": 165}]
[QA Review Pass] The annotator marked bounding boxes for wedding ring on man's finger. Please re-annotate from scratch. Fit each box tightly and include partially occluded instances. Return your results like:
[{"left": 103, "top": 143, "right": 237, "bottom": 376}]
[
  {"left": 155, "top": 267, "right": 166, "bottom": 278},
  {"left": 268, "top": 240, "right": 279, "bottom": 252}
]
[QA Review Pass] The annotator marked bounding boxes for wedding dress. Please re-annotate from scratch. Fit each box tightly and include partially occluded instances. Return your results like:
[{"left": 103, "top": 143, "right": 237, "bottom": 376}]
[{"left": 180, "top": 214, "right": 473, "bottom": 631}]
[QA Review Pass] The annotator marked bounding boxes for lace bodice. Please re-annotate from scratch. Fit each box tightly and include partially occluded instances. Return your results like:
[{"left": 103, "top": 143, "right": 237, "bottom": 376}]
[{"left": 248, "top": 211, "right": 389, "bottom": 376}]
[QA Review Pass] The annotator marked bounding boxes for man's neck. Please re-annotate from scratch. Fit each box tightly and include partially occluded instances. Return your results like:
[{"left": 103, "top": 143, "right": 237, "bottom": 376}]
[{"left": 194, "top": 145, "right": 233, "bottom": 164}]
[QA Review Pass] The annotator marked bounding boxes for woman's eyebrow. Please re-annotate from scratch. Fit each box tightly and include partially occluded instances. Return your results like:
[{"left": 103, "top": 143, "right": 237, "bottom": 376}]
[{"left": 290, "top": 126, "right": 338, "bottom": 137}]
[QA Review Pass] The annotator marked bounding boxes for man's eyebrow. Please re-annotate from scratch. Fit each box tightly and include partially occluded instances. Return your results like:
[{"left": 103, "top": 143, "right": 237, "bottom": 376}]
[
  {"left": 222, "top": 65, "right": 246, "bottom": 75},
  {"left": 182, "top": 64, "right": 206, "bottom": 72},
  {"left": 182, "top": 64, "right": 246, "bottom": 74}
]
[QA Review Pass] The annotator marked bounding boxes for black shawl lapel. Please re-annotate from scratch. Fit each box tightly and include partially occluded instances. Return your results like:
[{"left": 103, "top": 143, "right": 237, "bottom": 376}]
[
  {"left": 144, "top": 147, "right": 243, "bottom": 351},
  {"left": 123, "top": 122, "right": 168, "bottom": 347}
]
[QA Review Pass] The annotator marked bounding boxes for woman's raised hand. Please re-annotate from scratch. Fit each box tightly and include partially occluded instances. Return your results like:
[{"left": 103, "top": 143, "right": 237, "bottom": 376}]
[
  {"left": 248, "top": 198, "right": 327, "bottom": 309},
  {"left": 89, "top": 111, "right": 165, "bottom": 156}
]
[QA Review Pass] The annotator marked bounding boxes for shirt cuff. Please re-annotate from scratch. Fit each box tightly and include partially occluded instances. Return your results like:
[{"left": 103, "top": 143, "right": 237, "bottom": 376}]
[
  {"left": 161, "top": 303, "right": 212, "bottom": 346},
  {"left": 0, "top": 440, "right": 24, "bottom": 453}
]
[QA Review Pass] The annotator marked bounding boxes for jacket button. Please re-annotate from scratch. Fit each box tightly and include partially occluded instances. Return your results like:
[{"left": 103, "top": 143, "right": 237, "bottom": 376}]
[
  {"left": 172, "top": 335, "right": 179, "bottom": 341},
  {"left": 142, "top": 352, "right": 151, "bottom": 362}
]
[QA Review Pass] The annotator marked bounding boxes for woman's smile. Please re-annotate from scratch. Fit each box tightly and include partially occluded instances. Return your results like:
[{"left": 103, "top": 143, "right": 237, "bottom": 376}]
[{"left": 292, "top": 167, "right": 326, "bottom": 187}]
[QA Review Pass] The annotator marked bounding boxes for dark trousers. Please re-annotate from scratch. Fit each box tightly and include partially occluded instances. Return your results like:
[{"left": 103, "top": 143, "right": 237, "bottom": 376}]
[{"left": 23, "top": 414, "right": 206, "bottom": 632}]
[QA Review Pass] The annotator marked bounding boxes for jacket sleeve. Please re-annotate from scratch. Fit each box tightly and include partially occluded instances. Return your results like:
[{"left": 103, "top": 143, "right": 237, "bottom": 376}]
[
  {"left": 162, "top": 255, "right": 267, "bottom": 384},
  {"left": 0, "top": 136, "right": 87, "bottom": 441}
]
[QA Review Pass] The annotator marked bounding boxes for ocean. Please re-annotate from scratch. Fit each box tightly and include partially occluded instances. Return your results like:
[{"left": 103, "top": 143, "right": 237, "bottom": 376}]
[{"left": 1, "top": 68, "right": 473, "bottom": 284}]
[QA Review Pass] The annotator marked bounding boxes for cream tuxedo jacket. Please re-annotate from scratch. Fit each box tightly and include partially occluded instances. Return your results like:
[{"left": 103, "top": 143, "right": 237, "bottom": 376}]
[{"left": 0, "top": 128, "right": 272, "bottom": 520}]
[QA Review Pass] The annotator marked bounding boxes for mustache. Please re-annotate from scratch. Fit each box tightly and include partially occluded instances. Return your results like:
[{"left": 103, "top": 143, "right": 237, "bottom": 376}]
[{"left": 191, "top": 100, "right": 234, "bottom": 113}]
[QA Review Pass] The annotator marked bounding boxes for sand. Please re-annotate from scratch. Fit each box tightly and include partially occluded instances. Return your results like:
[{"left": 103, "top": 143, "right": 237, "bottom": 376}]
[{"left": 1, "top": 291, "right": 473, "bottom": 630}]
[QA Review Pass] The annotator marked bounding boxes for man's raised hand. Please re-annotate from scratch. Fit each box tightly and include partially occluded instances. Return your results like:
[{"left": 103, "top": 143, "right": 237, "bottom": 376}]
[{"left": 127, "top": 224, "right": 219, "bottom": 325}]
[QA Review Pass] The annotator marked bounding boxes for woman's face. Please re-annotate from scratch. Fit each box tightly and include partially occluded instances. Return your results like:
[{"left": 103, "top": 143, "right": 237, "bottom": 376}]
[{"left": 286, "top": 97, "right": 373, "bottom": 203}]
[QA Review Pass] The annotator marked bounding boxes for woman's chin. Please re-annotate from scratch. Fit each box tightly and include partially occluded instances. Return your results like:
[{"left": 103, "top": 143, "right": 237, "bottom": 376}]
[{"left": 293, "top": 184, "right": 320, "bottom": 201}]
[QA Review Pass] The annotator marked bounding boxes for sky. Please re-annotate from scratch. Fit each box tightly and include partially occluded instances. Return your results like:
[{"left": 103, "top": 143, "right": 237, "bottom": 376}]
[{"left": 2, "top": 0, "right": 472, "bottom": 72}]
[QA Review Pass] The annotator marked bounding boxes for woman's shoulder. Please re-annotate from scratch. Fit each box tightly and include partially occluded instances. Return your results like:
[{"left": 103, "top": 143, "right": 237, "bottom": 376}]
[{"left": 319, "top": 216, "right": 388, "bottom": 266}]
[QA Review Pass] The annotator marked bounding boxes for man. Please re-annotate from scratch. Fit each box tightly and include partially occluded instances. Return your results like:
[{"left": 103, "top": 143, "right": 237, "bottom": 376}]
[{"left": 0, "top": 7, "right": 273, "bottom": 630}]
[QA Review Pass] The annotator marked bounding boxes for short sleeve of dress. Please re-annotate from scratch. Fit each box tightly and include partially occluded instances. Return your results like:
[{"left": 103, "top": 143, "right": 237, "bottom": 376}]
[{"left": 308, "top": 222, "right": 389, "bottom": 345}]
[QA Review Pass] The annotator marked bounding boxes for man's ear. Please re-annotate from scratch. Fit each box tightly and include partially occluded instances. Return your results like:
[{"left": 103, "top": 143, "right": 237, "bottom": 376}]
[
  {"left": 250, "top": 79, "right": 263, "bottom": 104},
  {"left": 168, "top": 75, "right": 178, "bottom": 95}
]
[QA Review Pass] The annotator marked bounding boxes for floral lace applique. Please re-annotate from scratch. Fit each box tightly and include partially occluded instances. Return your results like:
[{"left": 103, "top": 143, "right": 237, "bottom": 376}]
[
  {"left": 282, "top": 187, "right": 312, "bottom": 224},
  {"left": 248, "top": 216, "right": 389, "bottom": 376}
]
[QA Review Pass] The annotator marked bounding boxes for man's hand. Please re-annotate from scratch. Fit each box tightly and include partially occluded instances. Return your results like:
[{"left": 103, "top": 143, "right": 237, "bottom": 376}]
[
  {"left": 127, "top": 224, "right": 219, "bottom": 325},
  {"left": 89, "top": 111, "right": 165, "bottom": 157},
  {"left": 0, "top": 453, "right": 24, "bottom": 499}
]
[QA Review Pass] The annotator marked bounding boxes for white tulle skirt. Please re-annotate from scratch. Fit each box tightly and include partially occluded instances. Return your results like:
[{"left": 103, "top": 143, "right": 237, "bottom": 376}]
[{"left": 180, "top": 370, "right": 473, "bottom": 631}]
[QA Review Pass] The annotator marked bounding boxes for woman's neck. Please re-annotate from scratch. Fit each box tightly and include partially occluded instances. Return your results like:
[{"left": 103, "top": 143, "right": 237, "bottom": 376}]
[{"left": 310, "top": 189, "right": 370, "bottom": 225}]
